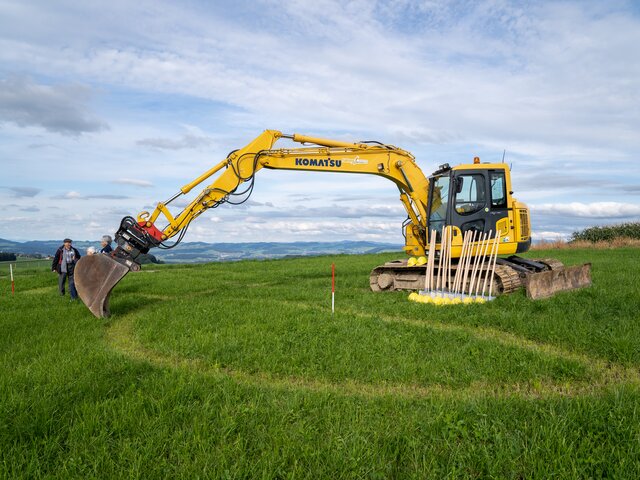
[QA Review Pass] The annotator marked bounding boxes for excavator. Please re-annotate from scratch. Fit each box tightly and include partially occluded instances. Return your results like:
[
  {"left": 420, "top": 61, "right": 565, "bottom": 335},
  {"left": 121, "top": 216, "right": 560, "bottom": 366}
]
[{"left": 74, "top": 130, "right": 591, "bottom": 317}]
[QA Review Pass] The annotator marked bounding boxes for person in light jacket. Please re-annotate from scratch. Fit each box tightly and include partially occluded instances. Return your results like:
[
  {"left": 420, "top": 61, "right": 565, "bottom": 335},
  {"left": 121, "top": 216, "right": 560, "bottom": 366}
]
[{"left": 51, "top": 238, "right": 81, "bottom": 299}]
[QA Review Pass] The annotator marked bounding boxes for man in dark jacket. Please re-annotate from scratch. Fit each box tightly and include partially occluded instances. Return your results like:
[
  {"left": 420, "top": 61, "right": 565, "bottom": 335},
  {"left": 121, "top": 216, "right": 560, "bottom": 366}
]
[{"left": 52, "top": 238, "right": 81, "bottom": 299}]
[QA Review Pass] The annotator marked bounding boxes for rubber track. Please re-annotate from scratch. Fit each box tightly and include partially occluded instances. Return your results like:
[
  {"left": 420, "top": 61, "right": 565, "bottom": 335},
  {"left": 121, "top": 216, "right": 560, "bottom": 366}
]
[{"left": 493, "top": 264, "right": 523, "bottom": 294}]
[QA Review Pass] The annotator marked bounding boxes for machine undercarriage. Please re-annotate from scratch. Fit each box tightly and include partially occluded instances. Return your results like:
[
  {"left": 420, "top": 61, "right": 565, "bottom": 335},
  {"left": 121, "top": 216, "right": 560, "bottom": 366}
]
[{"left": 370, "top": 256, "right": 591, "bottom": 299}]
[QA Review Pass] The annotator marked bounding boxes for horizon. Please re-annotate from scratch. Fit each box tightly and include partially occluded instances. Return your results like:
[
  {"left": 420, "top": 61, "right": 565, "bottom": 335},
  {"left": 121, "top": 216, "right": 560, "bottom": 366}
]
[{"left": 0, "top": 237, "right": 402, "bottom": 245}]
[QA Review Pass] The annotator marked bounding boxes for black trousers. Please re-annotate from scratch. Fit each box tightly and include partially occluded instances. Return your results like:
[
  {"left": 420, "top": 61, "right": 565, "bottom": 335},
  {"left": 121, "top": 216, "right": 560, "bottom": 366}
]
[{"left": 58, "top": 272, "right": 78, "bottom": 299}]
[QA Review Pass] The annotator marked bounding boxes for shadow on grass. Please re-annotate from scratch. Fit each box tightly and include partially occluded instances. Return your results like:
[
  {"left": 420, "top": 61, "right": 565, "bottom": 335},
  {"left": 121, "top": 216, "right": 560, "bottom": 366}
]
[{"left": 107, "top": 296, "right": 165, "bottom": 317}]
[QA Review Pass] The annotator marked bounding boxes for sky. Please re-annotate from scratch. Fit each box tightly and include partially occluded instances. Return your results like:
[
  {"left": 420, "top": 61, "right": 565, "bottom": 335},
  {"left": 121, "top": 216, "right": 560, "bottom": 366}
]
[{"left": 1, "top": 0, "right": 639, "bottom": 244}]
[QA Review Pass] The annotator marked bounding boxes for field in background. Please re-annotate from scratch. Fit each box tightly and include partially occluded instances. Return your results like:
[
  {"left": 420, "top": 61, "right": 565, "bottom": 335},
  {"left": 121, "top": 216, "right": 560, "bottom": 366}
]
[
  {"left": 531, "top": 237, "right": 640, "bottom": 250},
  {"left": 0, "top": 258, "right": 51, "bottom": 276},
  {"left": 532, "top": 222, "right": 640, "bottom": 250},
  {"left": 571, "top": 222, "right": 640, "bottom": 242},
  {"left": 1, "top": 247, "right": 640, "bottom": 478}
]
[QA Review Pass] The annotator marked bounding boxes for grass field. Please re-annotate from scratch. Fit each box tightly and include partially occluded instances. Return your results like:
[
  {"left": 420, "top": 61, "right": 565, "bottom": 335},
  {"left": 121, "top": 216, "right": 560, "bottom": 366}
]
[{"left": 1, "top": 247, "right": 639, "bottom": 478}]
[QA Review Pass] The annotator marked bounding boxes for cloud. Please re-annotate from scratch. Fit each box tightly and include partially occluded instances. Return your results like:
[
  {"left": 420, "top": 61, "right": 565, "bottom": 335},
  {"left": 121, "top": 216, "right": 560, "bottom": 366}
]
[
  {"left": 287, "top": 194, "right": 321, "bottom": 202},
  {"left": 241, "top": 200, "right": 273, "bottom": 207},
  {"left": 1, "top": 2, "right": 639, "bottom": 155},
  {"left": 88, "top": 194, "right": 130, "bottom": 200},
  {"left": 531, "top": 202, "right": 640, "bottom": 218},
  {"left": 0, "top": 75, "right": 108, "bottom": 135},
  {"left": 137, "top": 133, "right": 213, "bottom": 150},
  {"left": 217, "top": 218, "right": 401, "bottom": 240},
  {"left": 332, "top": 194, "right": 384, "bottom": 202},
  {"left": 3, "top": 186, "right": 42, "bottom": 197},
  {"left": 112, "top": 178, "right": 154, "bottom": 187},
  {"left": 518, "top": 173, "right": 603, "bottom": 190},
  {"left": 232, "top": 202, "right": 405, "bottom": 219},
  {"left": 53, "top": 191, "right": 129, "bottom": 200},
  {"left": 20, "top": 206, "right": 39, "bottom": 212},
  {"left": 532, "top": 230, "right": 571, "bottom": 242},
  {"left": 27, "top": 142, "right": 61, "bottom": 150},
  {"left": 60, "top": 191, "right": 82, "bottom": 199}
]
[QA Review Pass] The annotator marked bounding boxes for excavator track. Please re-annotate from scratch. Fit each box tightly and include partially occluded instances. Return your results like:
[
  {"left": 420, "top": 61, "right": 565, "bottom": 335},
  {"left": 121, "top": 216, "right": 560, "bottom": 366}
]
[
  {"left": 369, "top": 260, "right": 523, "bottom": 295},
  {"left": 536, "top": 258, "right": 565, "bottom": 271},
  {"left": 369, "top": 256, "right": 590, "bottom": 299},
  {"left": 492, "top": 264, "right": 522, "bottom": 295}
]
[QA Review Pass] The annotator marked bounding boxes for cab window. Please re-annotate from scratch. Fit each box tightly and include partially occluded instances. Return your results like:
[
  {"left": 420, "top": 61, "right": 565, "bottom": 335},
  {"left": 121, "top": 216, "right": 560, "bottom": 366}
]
[
  {"left": 454, "top": 174, "right": 485, "bottom": 215},
  {"left": 428, "top": 175, "right": 450, "bottom": 234},
  {"left": 490, "top": 171, "right": 507, "bottom": 208}
]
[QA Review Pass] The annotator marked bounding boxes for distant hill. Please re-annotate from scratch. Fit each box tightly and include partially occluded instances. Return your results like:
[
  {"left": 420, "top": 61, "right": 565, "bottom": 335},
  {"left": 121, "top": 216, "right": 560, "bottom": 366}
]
[{"left": 0, "top": 238, "right": 402, "bottom": 263}]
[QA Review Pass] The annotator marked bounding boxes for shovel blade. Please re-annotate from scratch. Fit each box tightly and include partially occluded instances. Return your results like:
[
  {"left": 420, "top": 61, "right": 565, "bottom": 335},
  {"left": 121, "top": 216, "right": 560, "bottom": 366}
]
[
  {"left": 75, "top": 255, "right": 130, "bottom": 318},
  {"left": 524, "top": 263, "right": 592, "bottom": 300}
]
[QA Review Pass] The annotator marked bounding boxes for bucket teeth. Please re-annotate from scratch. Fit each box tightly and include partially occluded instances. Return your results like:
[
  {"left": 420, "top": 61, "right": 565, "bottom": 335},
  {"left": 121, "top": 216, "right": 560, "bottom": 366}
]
[{"left": 75, "top": 255, "right": 131, "bottom": 318}]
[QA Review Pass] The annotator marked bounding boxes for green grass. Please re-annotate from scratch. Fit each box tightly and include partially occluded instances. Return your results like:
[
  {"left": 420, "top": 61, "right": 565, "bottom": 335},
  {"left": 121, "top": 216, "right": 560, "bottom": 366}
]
[{"left": 1, "top": 248, "right": 640, "bottom": 478}]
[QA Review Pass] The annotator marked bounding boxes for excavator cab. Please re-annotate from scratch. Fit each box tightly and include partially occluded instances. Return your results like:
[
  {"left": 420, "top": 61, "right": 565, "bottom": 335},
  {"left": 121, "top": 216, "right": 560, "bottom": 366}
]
[{"left": 426, "top": 162, "right": 529, "bottom": 255}]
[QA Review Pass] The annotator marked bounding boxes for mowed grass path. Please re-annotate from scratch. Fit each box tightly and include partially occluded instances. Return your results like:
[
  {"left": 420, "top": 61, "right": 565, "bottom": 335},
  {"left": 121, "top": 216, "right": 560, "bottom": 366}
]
[{"left": 1, "top": 248, "right": 639, "bottom": 478}]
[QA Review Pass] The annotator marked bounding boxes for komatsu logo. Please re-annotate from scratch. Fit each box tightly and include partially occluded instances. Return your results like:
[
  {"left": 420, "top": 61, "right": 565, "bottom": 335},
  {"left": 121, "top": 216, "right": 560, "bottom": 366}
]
[
  {"left": 294, "top": 157, "right": 369, "bottom": 167},
  {"left": 295, "top": 158, "right": 342, "bottom": 167}
]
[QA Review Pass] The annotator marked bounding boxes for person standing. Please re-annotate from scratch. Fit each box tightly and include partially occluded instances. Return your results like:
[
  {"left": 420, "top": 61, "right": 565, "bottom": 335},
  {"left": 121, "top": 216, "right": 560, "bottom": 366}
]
[
  {"left": 100, "top": 235, "right": 113, "bottom": 254},
  {"left": 52, "top": 238, "right": 81, "bottom": 299}
]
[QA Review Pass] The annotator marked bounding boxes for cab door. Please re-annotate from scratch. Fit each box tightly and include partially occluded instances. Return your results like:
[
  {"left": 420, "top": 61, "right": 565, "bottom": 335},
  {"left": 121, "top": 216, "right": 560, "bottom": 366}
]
[
  {"left": 449, "top": 169, "right": 490, "bottom": 235},
  {"left": 449, "top": 169, "right": 510, "bottom": 236},
  {"left": 486, "top": 169, "right": 510, "bottom": 236}
]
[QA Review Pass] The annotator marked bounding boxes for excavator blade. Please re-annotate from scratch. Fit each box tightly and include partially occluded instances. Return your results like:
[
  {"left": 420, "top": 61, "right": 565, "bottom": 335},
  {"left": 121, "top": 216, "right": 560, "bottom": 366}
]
[
  {"left": 524, "top": 263, "right": 592, "bottom": 300},
  {"left": 75, "top": 255, "right": 131, "bottom": 318}
]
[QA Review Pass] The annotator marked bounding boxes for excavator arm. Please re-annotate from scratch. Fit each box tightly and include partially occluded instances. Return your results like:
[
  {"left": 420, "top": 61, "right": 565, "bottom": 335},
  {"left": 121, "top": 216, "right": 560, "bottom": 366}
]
[
  {"left": 76, "top": 130, "right": 432, "bottom": 317},
  {"left": 114, "top": 130, "right": 430, "bottom": 260}
]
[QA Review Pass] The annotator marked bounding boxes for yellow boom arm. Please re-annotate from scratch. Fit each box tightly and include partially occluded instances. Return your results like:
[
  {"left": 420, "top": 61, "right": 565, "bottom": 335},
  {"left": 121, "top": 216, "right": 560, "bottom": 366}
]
[{"left": 138, "top": 130, "right": 431, "bottom": 255}]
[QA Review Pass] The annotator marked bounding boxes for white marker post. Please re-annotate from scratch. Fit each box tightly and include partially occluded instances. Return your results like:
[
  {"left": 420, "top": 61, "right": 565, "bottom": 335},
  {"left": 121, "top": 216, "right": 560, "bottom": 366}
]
[
  {"left": 10, "top": 263, "right": 15, "bottom": 295},
  {"left": 331, "top": 263, "right": 335, "bottom": 314}
]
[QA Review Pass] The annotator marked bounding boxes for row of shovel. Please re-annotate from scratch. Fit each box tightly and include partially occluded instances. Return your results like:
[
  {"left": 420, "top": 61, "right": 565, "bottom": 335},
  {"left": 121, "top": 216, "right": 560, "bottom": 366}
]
[{"left": 411, "top": 226, "right": 501, "bottom": 305}]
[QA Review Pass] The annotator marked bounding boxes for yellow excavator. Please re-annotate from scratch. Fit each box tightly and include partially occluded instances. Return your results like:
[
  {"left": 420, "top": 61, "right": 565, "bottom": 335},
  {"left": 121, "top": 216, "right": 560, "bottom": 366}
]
[{"left": 75, "top": 130, "right": 591, "bottom": 317}]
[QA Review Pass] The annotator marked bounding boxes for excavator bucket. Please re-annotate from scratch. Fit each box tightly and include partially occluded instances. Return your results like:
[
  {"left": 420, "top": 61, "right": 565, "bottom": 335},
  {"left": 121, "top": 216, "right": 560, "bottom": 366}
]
[
  {"left": 75, "top": 255, "right": 131, "bottom": 318},
  {"left": 524, "top": 263, "right": 592, "bottom": 300}
]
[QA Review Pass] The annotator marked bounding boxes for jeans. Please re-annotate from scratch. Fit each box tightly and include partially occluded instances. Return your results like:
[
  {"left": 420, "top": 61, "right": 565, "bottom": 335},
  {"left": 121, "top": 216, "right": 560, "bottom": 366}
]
[{"left": 58, "top": 272, "right": 78, "bottom": 299}]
